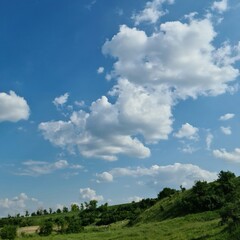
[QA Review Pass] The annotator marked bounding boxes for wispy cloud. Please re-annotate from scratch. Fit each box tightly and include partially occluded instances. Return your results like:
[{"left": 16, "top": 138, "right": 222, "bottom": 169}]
[
  {"left": 213, "top": 148, "right": 240, "bottom": 163},
  {"left": 17, "top": 160, "right": 83, "bottom": 176}
]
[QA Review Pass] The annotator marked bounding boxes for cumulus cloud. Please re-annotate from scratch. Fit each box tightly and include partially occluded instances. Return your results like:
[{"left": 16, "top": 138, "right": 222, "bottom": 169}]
[
  {"left": 99, "top": 163, "right": 217, "bottom": 189},
  {"left": 0, "top": 193, "right": 42, "bottom": 217},
  {"left": 0, "top": 91, "right": 30, "bottom": 122},
  {"left": 96, "top": 172, "right": 113, "bottom": 182},
  {"left": 79, "top": 188, "right": 103, "bottom": 201},
  {"left": 174, "top": 123, "right": 199, "bottom": 140},
  {"left": 132, "top": 0, "right": 174, "bottom": 25},
  {"left": 213, "top": 148, "right": 240, "bottom": 163},
  {"left": 97, "top": 67, "right": 104, "bottom": 74},
  {"left": 53, "top": 93, "right": 69, "bottom": 108},
  {"left": 211, "top": 0, "right": 228, "bottom": 13},
  {"left": 39, "top": 14, "right": 240, "bottom": 161},
  {"left": 18, "top": 160, "right": 83, "bottom": 176},
  {"left": 220, "top": 126, "right": 232, "bottom": 135},
  {"left": 219, "top": 113, "right": 235, "bottom": 121}
]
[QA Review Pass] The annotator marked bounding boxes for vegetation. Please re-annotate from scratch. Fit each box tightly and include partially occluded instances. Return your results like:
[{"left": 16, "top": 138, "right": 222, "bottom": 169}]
[{"left": 1, "top": 170, "right": 240, "bottom": 239}]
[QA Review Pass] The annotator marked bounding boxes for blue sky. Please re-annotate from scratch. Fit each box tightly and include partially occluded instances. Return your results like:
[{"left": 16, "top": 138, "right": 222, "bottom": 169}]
[{"left": 0, "top": 0, "right": 240, "bottom": 216}]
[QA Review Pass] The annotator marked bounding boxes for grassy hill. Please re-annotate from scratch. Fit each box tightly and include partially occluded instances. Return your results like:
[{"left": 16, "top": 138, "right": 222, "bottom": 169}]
[{"left": 1, "top": 170, "right": 240, "bottom": 239}]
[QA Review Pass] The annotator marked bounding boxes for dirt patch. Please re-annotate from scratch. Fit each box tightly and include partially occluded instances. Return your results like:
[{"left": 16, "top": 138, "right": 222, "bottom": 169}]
[{"left": 18, "top": 226, "right": 39, "bottom": 235}]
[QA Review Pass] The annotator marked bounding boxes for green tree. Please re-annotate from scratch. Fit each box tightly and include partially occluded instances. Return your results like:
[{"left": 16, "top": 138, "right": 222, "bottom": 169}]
[
  {"left": 0, "top": 225, "right": 17, "bottom": 240},
  {"left": 39, "top": 219, "right": 53, "bottom": 236},
  {"left": 71, "top": 203, "right": 80, "bottom": 212},
  {"left": 158, "top": 187, "right": 177, "bottom": 200}
]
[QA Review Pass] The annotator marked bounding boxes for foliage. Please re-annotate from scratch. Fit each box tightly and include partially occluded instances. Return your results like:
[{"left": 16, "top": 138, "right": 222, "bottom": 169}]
[
  {"left": 0, "top": 225, "right": 17, "bottom": 240},
  {"left": 66, "top": 217, "right": 84, "bottom": 234},
  {"left": 158, "top": 187, "right": 178, "bottom": 200},
  {"left": 38, "top": 219, "right": 53, "bottom": 236}
]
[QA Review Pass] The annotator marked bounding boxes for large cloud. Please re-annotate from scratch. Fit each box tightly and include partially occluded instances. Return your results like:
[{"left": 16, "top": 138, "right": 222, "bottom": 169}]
[
  {"left": 39, "top": 14, "right": 240, "bottom": 161},
  {"left": 98, "top": 163, "right": 217, "bottom": 189},
  {"left": 0, "top": 91, "right": 30, "bottom": 122}
]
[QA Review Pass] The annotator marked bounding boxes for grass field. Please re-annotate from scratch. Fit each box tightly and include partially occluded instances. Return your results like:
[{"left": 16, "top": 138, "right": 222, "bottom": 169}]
[{"left": 17, "top": 212, "right": 228, "bottom": 240}]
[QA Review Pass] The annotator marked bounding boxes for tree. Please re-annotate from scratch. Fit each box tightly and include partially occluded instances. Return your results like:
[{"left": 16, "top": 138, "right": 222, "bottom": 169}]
[
  {"left": 66, "top": 217, "right": 83, "bottom": 233},
  {"left": 71, "top": 204, "right": 80, "bottom": 212},
  {"left": 158, "top": 188, "right": 177, "bottom": 200},
  {"left": 0, "top": 225, "right": 17, "bottom": 240},
  {"left": 38, "top": 219, "right": 53, "bottom": 236}
]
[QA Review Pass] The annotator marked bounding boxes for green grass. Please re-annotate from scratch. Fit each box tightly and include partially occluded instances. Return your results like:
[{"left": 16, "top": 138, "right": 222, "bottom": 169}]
[{"left": 17, "top": 212, "right": 228, "bottom": 240}]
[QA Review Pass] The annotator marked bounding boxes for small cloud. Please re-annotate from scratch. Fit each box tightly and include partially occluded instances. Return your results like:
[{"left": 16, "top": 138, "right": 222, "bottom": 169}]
[
  {"left": 74, "top": 100, "right": 85, "bottom": 108},
  {"left": 211, "top": 0, "right": 228, "bottom": 13},
  {"left": 206, "top": 132, "right": 214, "bottom": 150},
  {"left": 96, "top": 172, "right": 113, "bottom": 183},
  {"left": 53, "top": 93, "right": 69, "bottom": 108},
  {"left": 220, "top": 126, "right": 232, "bottom": 135},
  {"left": 219, "top": 113, "right": 235, "bottom": 121},
  {"left": 128, "top": 196, "right": 142, "bottom": 202},
  {"left": 174, "top": 123, "right": 199, "bottom": 141},
  {"left": 213, "top": 148, "right": 240, "bottom": 163},
  {"left": 97, "top": 67, "right": 104, "bottom": 74},
  {"left": 132, "top": 0, "right": 174, "bottom": 25},
  {"left": 0, "top": 91, "right": 30, "bottom": 123},
  {"left": 105, "top": 73, "right": 112, "bottom": 81},
  {"left": 180, "top": 144, "right": 198, "bottom": 154},
  {"left": 79, "top": 188, "right": 103, "bottom": 201}
]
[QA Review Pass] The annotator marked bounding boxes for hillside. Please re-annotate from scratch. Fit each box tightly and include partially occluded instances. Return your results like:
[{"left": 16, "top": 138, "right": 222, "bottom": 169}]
[{"left": 1, "top": 170, "right": 240, "bottom": 239}]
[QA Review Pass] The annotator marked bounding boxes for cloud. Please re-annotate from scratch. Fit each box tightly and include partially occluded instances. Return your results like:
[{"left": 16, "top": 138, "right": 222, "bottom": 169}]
[
  {"left": 132, "top": 0, "right": 174, "bottom": 25},
  {"left": 103, "top": 21, "right": 239, "bottom": 99},
  {"left": 18, "top": 159, "right": 83, "bottom": 176},
  {"left": 79, "top": 188, "right": 103, "bottom": 201},
  {"left": 53, "top": 93, "right": 69, "bottom": 108},
  {"left": 96, "top": 172, "right": 113, "bottom": 183},
  {"left": 0, "top": 91, "right": 30, "bottom": 122},
  {"left": 0, "top": 193, "right": 42, "bottom": 217},
  {"left": 128, "top": 196, "right": 142, "bottom": 202},
  {"left": 220, "top": 126, "right": 232, "bottom": 135},
  {"left": 219, "top": 113, "right": 235, "bottom": 121},
  {"left": 174, "top": 123, "right": 199, "bottom": 140},
  {"left": 97, "top": 67, "right": 104, "bottom": 74},
  {"left": 213, "top": 148, "right": 240, "bottom": 163},
  {"left": 211, "top": 0, "right": 228, "bottom": 13},
  {"left": 39, "top": 15, "right": 240, "bottom": 161},
  {"left": 100, "top": 163, "right": 217, "bottom": 189},
  {"left": 206, "top": 132, "right": 214, "bottom": 150}
]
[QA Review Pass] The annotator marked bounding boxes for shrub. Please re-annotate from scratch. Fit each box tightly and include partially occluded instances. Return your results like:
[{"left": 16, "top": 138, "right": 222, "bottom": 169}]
[{"left": 0, "top": 225, "right": 17, "bottom": 240}]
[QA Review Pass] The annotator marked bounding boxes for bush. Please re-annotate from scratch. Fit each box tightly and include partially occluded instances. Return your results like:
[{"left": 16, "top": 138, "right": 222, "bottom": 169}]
[
  {"left": 38, "top": 219, "right": 53, "bottom": 236},
  {"left": 0, "top": 225, "right": 17, "bottom": 240}
]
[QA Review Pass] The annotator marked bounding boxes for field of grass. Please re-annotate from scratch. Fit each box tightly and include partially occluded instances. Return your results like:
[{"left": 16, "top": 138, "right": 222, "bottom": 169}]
[{"left": 17, "top": 212, "right": 228, "bottom": 240}]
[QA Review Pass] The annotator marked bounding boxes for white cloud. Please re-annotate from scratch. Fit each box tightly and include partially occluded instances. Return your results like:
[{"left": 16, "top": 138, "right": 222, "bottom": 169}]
[
  {"left": 103, "top": 20, "right": 239, "bottom": 99},
  {"left": 213, "top": 148, "right": 240, "bottom": 163},
  {"left": 220, "top": 126, "right": 232, "bottom": 135},
  {"left": 180, "top": 144, "right": 198, "bottom": 154},
  {"left": 97, "top": 67, "right": 104, "bottom": 74},
  {"left": 0, "top": 91, "right": 30, "bottom": 122},
  {"left": 79, "top": 188, "right": 103, "bottom": 201},
  {"left": 53, "top": 93, "right": 69, "bottom": 107},
  {"left": 96, "top": 172, "right": 113, "bottom": 183},
  {"left": 0, "top": 193, "right": 42, "bottom": 217},
  {"left": 100, "top": 163, "right": 217, "bottom": 189},
  {"left": 174, "top": 123, "right": 199, "bottom": 140},
  {"left": 206, "top": 132, "right": 214, "bottom": 150},
  {"left": 18, "top": 159, "right": 83, "bottom": 176},
  {"left": 128, "top": 196, "right": 142, "bottom": 202},
  {"left": 219, "top": 113, "right": 235, "bottom": 121},
  {"left": 211, "top": 0, "right": 228, "bottom": 13},
  {"left": 132, "top": 0, "right": 174, "bottom": 25},
  {"left": 39, "top": 15, "right": 240, "bottom": 161}
]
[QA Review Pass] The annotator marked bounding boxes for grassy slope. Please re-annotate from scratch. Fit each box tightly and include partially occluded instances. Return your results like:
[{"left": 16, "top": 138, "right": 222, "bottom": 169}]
[{"left": 17, "top": 213, "right": 227, "bottom": 240}]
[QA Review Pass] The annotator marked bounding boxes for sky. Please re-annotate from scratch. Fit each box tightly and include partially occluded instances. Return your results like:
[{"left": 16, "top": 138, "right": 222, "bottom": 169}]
[{"left": 0, "top": 0, "right": 240, "bottom": 217}]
